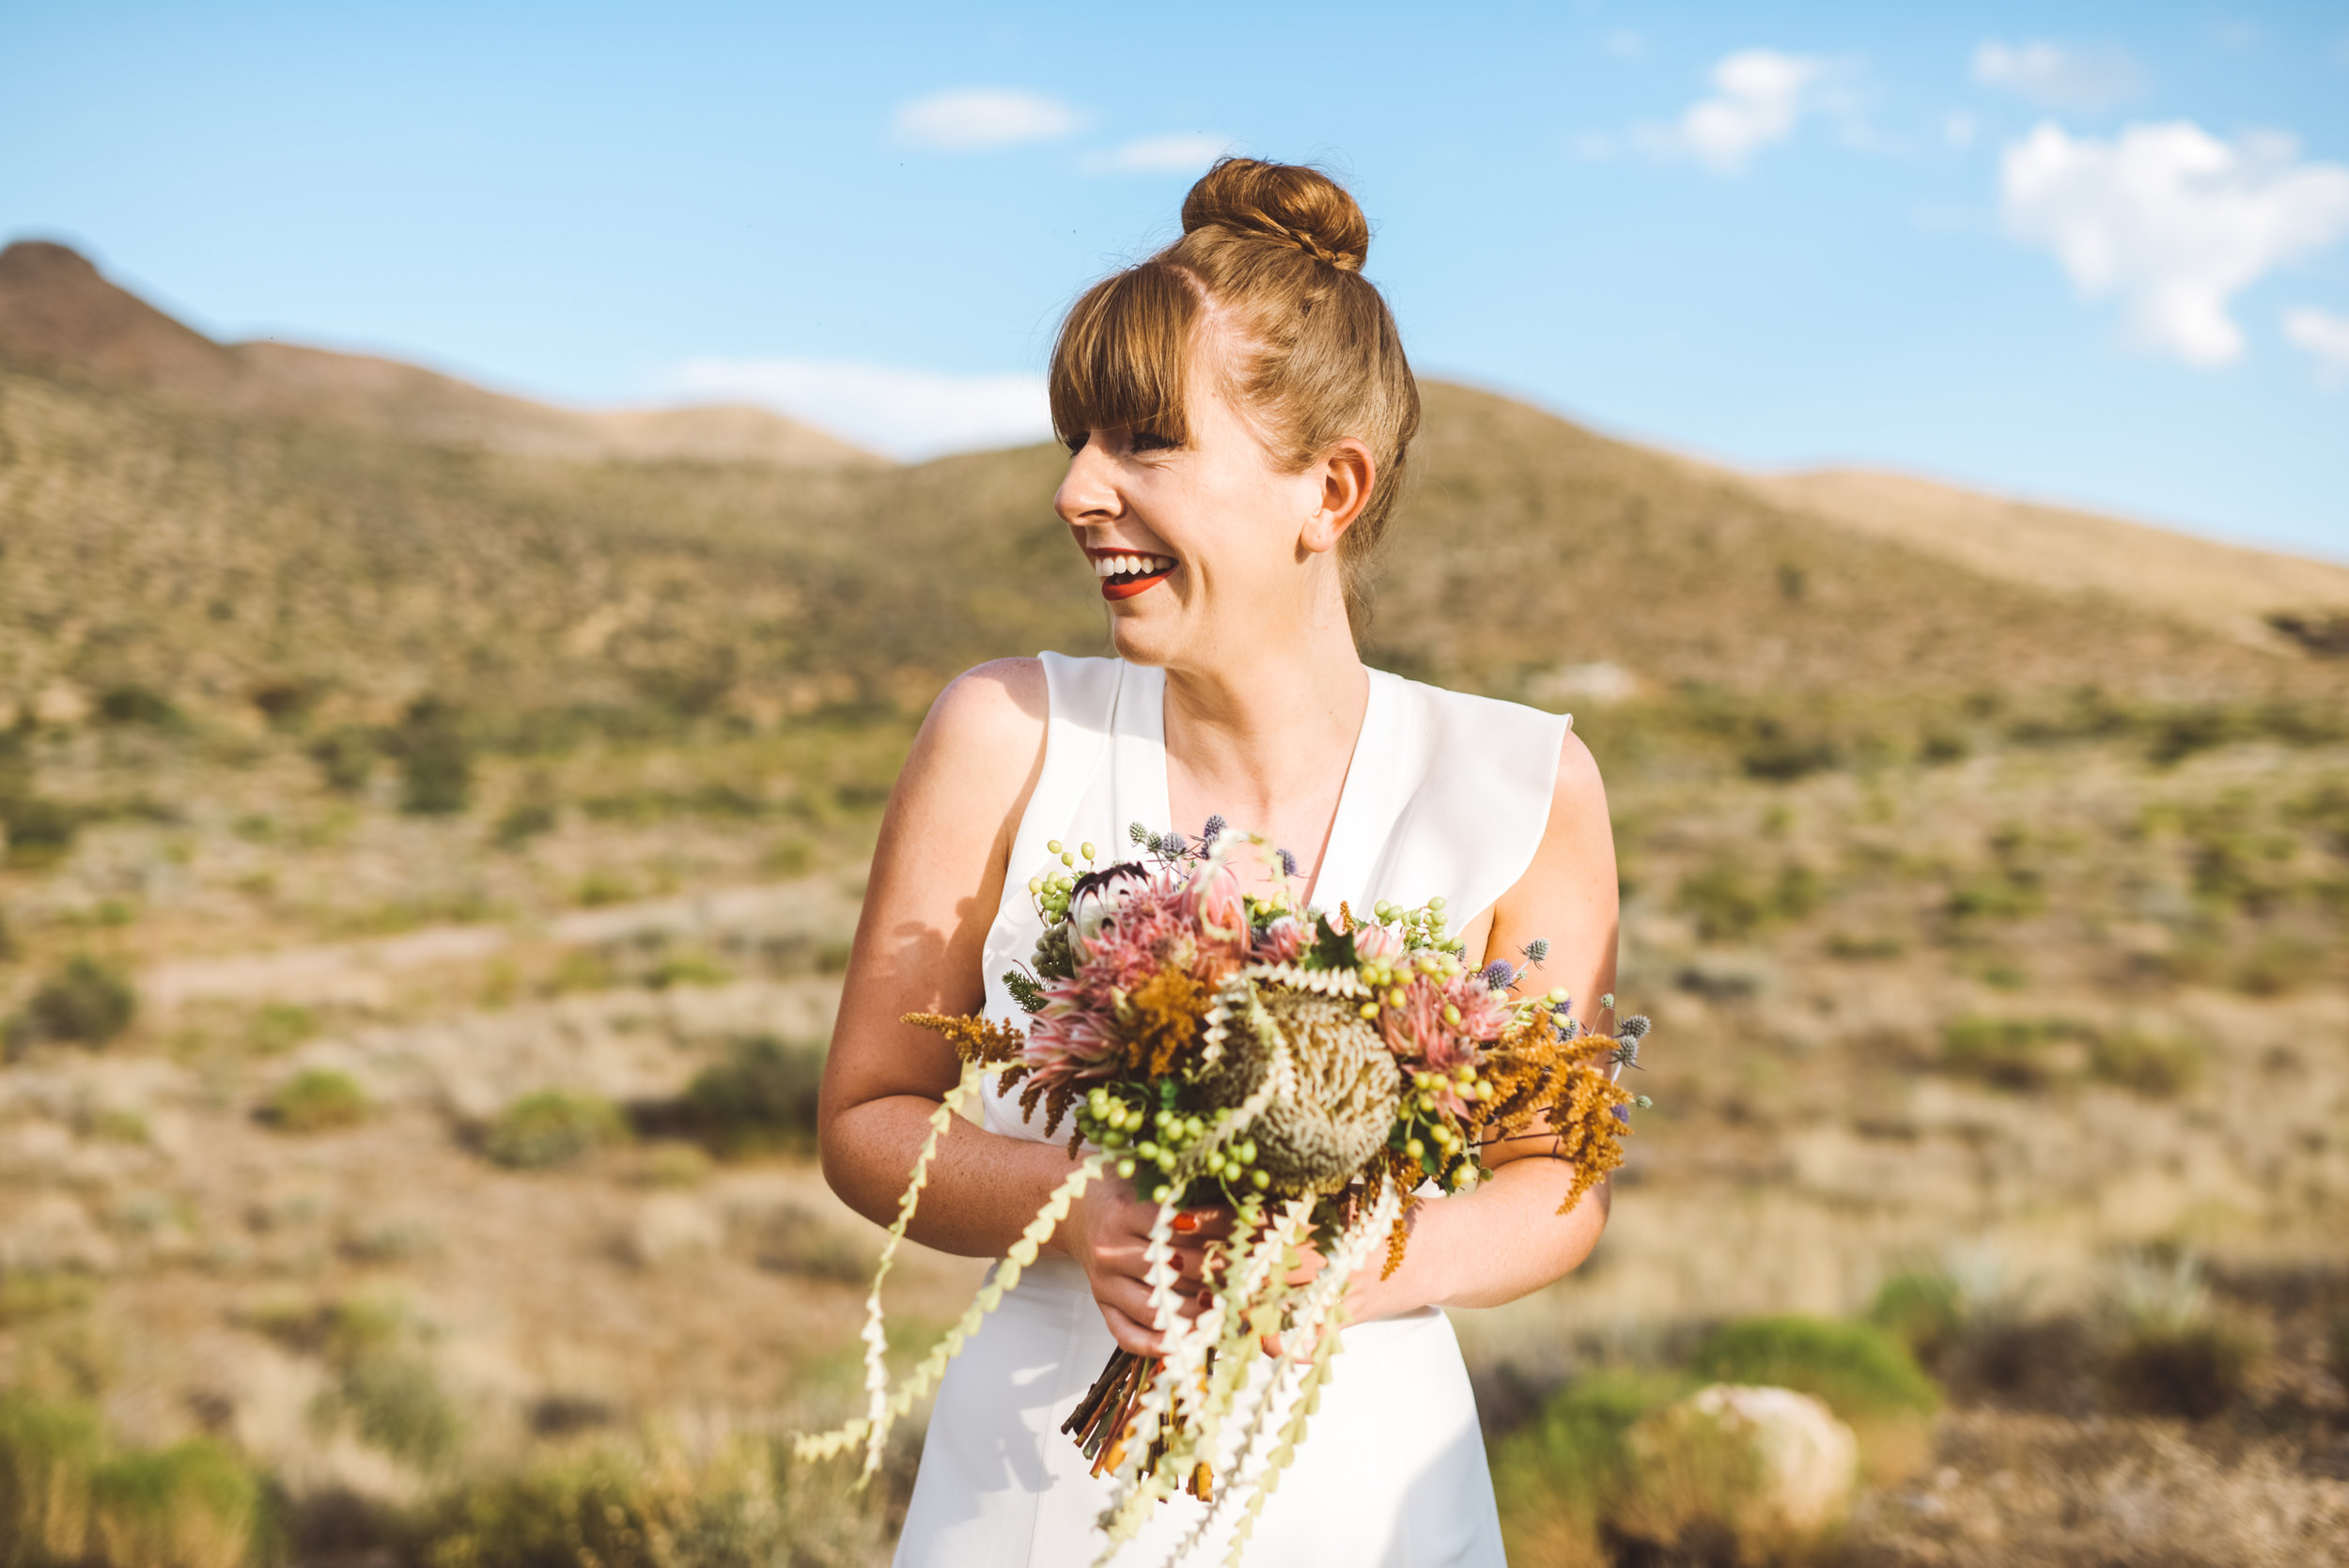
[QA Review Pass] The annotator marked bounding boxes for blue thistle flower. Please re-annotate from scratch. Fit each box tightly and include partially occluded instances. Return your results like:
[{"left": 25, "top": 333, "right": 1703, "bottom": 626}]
[
  {"left": 1618, "top": 1015, "right": 1651, "bottom": 1040},
  {"left": 1610, "top": 1037, "right": 1642, "bottom": 1071},
  {"left": 1519, "top": 939, "right": 1550, "bottom": 966},
  {"left": 1202, "top": 814, "right": 1228, "bottom": 843},
  {"left": 1277, "top": 848, "right": 1299, "bottom": 877},
  {"left": 1479, "top": 959, "right": 1517, "bottom": 990},
  {"left": 1128, "top": 822, "right": 1149, "bottom": 846}
]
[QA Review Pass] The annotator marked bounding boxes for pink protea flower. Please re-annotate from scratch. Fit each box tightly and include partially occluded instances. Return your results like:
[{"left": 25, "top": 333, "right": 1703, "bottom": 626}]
[
  {"left": 1020, "top": 862, "right": 1248, "bottom": 1094},
  {"left": 1353, "top": 923, "right": 1404, "bottom": 962},
  {"left": 1254, "top": 916, "right": 1311, "bottom": 966}
]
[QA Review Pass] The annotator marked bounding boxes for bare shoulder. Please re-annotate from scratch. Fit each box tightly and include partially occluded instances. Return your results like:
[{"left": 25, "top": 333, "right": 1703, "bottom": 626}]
[
  {"left": 910, "top": 658, "right": 1047, "bottom": 784},
  {"left": 1549, "top": 725, "right": 1608, "bottom": 822}
]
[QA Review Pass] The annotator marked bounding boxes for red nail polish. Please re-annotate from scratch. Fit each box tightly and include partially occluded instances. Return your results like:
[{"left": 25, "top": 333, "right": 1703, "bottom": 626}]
[{"left": 1172, "top": 1212, "right": 1199, "bottom": 1234}]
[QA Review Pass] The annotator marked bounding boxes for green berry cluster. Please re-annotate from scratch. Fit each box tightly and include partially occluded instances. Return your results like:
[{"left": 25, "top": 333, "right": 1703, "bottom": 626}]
[
  {"left": 1025, "top": 838, "right": 1099, "bottom": 921},
  {"left": 1389, "top": 1063, "right": 1491, "bottom": 1188},
  {"left": 1078, "top": 1085, "right": 1270, "bottom": 1205}
]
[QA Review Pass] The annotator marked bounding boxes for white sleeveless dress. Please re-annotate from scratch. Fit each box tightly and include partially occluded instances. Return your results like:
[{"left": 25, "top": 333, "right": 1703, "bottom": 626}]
[{"left": 893, "top": 653, "right": 1571, "bottom": 1568}]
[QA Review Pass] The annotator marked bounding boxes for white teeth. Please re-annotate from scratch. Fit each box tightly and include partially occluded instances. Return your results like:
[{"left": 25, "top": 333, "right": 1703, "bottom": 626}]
[
  {"left": 1120, "top": 554, "right": 1139, "bottom": 576},
  {"left": 1094, "top": 555, "right": 1113, "bottom": 578}
]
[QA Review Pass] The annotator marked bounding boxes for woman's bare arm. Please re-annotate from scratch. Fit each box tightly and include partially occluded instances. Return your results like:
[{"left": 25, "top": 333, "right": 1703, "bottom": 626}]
[
  {"left": 817, "top": 659, "right": 1221, "bottom": 1351},
  {"left": 1329, "top": 727, "right": 1622, "bottom": 1316}
]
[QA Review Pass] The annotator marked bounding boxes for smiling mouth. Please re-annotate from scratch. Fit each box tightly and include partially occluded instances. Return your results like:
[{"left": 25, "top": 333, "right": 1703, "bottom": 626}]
[{"left": 1092, "top": 550, "right": 1176, "bottom": 601}]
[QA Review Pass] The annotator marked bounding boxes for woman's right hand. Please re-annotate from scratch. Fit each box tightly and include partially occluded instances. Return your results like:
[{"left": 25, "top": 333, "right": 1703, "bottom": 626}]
[{"left": 1059, "top": 1180, "right": 1231, "bottom": 1354}]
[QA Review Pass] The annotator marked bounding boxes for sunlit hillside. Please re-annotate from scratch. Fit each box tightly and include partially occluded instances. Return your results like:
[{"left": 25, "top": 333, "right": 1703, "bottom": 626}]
[{"left": 2, "top": 244, "right": 2345, "bottom": 1566}]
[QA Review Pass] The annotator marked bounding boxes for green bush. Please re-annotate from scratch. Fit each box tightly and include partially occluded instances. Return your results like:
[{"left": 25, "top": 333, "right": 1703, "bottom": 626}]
[
  {"left": 2089, "top": 1031, "right": 2204, "bottom": 1096},
  {"left": 484, "top": 1092, "right": 629, "bottom": 1170},
  {"left": 1689, "top": 1315, "right": 1940, "bottom": 1423},
  {"left": 23, "top": 955, "right": 137, "bottom": 1048},
  {"left": 680, "top": 1036, "right": 825, "bottom": 1157},
  {"left": 249, "top": 1001, "right": 319, "bottom": 1054},
  {"left": 1, "top": 794, "right": 82, "bottom": 867},
  {"left": 1490, "top": 1371, "right": 1677, "bottom": 1564},
  {"left": 416, "top": 1432, "right": 893, "bottom": 1568},
  {"left": 335, "top": 1351, "right": 461, "bottom": 1470},
  {"left": 93, "top": 685, "right": 186, "bottom": 731},
  {"left": 492, "top": 800, "right": 556, "bottom": 848},
  {"left": 0, "top": 1391, "right": 103, "bottom": 1564},
  {"left": 1939, "top": 1016, "right": 2089, "bottom": 1093},
  {"left": 393, "top": 698, "right": 473, "bottom": 815},
  {"left": 262, "top": 1069, "right": 371, "bottom": 1133},
  {"left": 309, "top": 725, "right": 378, "bottom": 795},
  {"left": 87, "top": 1441, "right": 258, "bottom": 1568}
]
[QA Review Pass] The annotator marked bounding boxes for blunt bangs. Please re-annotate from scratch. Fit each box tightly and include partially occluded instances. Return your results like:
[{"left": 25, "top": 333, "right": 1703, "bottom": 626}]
[{"left": 1047, "top": 262, "right": 1203, "bottom": 448}]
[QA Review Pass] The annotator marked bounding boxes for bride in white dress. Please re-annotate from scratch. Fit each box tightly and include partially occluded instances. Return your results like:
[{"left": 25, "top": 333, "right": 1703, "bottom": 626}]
[{"left": 819, "top": 159, "right": 1621, "bottom": 1567}]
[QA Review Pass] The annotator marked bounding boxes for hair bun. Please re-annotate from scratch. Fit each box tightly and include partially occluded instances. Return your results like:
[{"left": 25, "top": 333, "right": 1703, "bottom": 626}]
[{"left": 1180, "top": 159, "right": 1369, "bottom": 272}]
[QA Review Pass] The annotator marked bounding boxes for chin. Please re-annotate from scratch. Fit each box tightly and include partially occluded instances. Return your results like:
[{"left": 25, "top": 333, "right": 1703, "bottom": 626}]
[{"left": 1105, "top": 613, "right": 1179, "bottom": 668}]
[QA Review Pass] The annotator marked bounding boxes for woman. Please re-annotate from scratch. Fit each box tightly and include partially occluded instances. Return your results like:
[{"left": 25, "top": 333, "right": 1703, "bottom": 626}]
[{"left": 819, "top": 159, "right": 1620, "bottom": 1566}]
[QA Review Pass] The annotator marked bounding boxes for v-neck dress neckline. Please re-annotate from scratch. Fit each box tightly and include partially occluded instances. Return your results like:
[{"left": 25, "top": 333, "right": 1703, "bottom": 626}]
[{"left": 1120, "top": 665, "right": 1398, "bottom": 912}]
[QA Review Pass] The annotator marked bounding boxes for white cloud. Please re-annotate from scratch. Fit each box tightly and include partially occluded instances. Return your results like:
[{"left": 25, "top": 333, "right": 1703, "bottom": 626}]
[
  {"left": 1082, "top": 133, "right": 1232, "bottom": 176},
  {"left": 1972, "top": 40, "right": 2144, "bottom": 111},
  {"left": 894, "top": 88, "right": 1081, "bottom": 151},
  {"left": 1999, "top": 120, "right": 2349, "bottom": 367},
  {"left": 1644, "top": 50, "right": 1831, "bottom": 173},
  {"left": 2284, "top": 306, "right": 2349, "bottom": 385},
  {"left": 661, "top": 358, "right": 1050, "bottom": 460}
]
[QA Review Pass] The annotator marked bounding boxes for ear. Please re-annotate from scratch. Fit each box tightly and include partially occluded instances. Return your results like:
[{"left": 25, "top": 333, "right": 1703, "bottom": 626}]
[{"left": 1299, "top": 439, "right": 1377, "bottom": 555}]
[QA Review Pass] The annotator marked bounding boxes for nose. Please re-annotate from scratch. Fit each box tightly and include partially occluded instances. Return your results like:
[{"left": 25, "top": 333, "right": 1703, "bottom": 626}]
[{"left": 1054, "top": 438, "right": 1123, "bottom": 531}]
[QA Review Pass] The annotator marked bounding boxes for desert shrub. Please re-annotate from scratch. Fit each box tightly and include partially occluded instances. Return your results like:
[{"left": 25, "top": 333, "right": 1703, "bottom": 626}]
[
  {"left": 492, "top": 800, "right": 556, "bottom": 847},
  {"left": 0, "top": 1272, "right": 95, "bottom": 1327},
  {"left": 645, "top": 951, "right": 731, "bottom": 990},
  {"left": 0, "top": 908, "right": 17, "bottom": 963},
  {"left": 335, "top": 1351, "right": 462, "bottom": 1470},
  {"left": 0, "top": 1392, "right": 103, "bottom": 1563},
  {"left": 86, "top": 1441, "right": 259, "bottom": 1568},
  {"left": 677, "top": 1035, "right": 824, "bottom": 1157},
  {"left": 2108, "top": 1324, "right": 2255, "bottom": 1420},
  {"left": 746, "top": 1203, "right": 869, "bottom": 1282},
  {"left": 1690, "top": 1316, "right": 1939, "bottom": 1425},
  {"left": 1, "top": 794, "right": 82, "bottom": 867},
  {"left": 1674, "top": 857, "right": 1818, "bottom": 943},
  {"left": 262, "top": 1069, "right": 371, "bottom": 1133},
  {"left": 484, "top": 1092, "right": 629, "bottom": 1170},
  {"left": 249, "top": 1001, "right": 319, "bottom": 1054},
  {"left": 2329, "top": 1310, "right": 2349, "bottom": 1381},
  {"left": 2233, "top": 932, "right": 2326, "bottom": 996},
  {"left": 23, "top": 955, "right": 137, "bottom": 1048},
  {"left": 391, "top": 698, "right": 473, "bottom": 815},
  {"left": 93, "top": 685, "right": 185, "bottom": 731},
  {"left": 1938, "top": 1016, "right": 2089, "bottom": 1093},
  {"left": 2104, "top": 1252, "right": 2255, "bottom": 1420},
  {"left": 309, "top": 725, "right": 378, "bottom": 795},
  {"left": 416, "top": 1431, "right": 895, "bottom": 1568},
  {"left": 1490, "top": 1371, "right": 1677, "bottom": 1566},
  {"left": 1739, "top": 719, "right": 1839, "bottom": 782},
  {"left": 2088, "top": 1031, "right": 2204, "bottom": 1096},
  {"left": 574, "top": 870, "right": 635, "bottom": 908}
]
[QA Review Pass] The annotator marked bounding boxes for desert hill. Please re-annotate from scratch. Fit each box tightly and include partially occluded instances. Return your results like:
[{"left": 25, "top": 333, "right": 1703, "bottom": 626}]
[
  {"left": 0, "top": 241, "right": 879, "bottom": 468},
  {"left": 1, "top": 241, "right": 2341, "bottom": 736}
]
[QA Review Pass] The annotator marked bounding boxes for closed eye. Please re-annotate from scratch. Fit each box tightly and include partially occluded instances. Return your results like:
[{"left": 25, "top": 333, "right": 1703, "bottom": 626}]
[{"left": 1129, "top": 429, "right": 1177, "bottom": 453}]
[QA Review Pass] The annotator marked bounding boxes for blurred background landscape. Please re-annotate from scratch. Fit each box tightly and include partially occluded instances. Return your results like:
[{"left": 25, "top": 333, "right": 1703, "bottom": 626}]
[
  {"left": 5, "top": 3, "right": 2349, "bottom": 1564},
  {"left": 4, "top": 233, "right": 2346, "bottom": 1566}
]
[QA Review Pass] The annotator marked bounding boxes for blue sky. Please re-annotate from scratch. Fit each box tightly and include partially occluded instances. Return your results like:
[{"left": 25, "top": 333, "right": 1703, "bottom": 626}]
[{"left": 5, "top": 2, "right": 2347, "bottom": 561}]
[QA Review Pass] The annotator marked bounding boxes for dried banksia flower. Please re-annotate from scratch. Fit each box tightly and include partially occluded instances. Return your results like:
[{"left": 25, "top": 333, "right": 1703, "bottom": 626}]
[{"left": 1196, "top": 982, "right": 1401, "bottom": 1196}]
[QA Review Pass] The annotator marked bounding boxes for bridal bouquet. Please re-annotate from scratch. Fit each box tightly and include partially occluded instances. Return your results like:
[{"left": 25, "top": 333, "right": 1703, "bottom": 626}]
[{"left": 797, "top": 821, "right": 1654, "bottom": 1563}]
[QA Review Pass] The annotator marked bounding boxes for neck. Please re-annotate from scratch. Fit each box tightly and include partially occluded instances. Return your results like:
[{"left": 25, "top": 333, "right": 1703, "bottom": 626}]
[{"left": 1157, "top": 596, "right": 1368, "bottom": 834}]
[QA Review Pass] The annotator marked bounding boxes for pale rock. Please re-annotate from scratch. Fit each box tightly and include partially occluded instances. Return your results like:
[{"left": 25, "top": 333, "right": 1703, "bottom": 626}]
[{"left": 1617, "top": 1383, "right": 1859, "bottom": 1560}]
